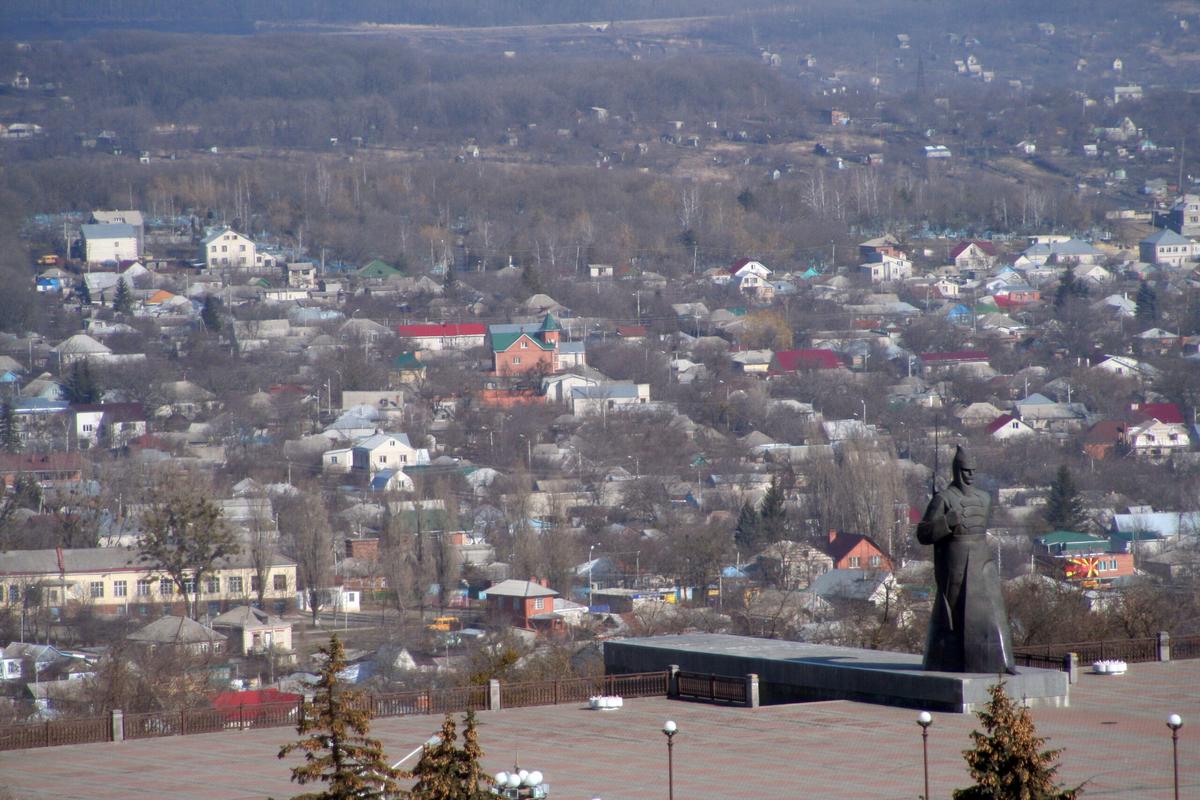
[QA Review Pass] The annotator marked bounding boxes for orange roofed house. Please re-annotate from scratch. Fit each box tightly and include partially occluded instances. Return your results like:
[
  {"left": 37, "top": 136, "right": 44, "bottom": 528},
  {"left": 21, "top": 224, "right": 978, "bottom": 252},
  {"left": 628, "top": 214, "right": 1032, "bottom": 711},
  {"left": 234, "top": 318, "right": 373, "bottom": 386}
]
[{"left": 822, "top": 531, "right": 893, "bottom": 572}]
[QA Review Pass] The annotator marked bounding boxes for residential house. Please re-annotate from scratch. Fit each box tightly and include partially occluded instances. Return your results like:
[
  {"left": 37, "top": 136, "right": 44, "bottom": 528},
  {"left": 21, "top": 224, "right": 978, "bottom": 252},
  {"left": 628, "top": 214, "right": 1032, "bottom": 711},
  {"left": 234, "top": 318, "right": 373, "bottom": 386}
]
[
  {"left": 1092, "top": 354, "right": 1159, "bottom": 381},
  {"left": 822, "top": 530, "right": 892, "bottom": 571},
  {"left": 1139, "top": 229, "right": 1199, "bottom": 267},
  {"left": 858, "top": 235, "right": 905, "bottom": 261},
  {"left": 1135, "top": 328, "right": 1180, "bottom": 356},
  {"left": 542, "top": 372, "right": 601, "bottom": 404},
  {"left": 808, "top": 569, "right": 900, "bottom": 610},
  {"left": 284, "top": 261, "right": 318, "bottom": 288},
  {"left": 1014, "top": 393, "right": 1088, "bottom": 432},
  {"left": 72, "top": 403, "right": 147, "bottom": 449},
  {"left": 725, "top": 259, "right": 775, "bottom": 299},
  {"left": 490, "top": 314, "right": 563, "bottom": 377},
  {"left": 752, "top": 540, "right": 833, "bottom": 590},
  {"left": 1084, "top": 420, "right": 1128, "bottom": 460},
  {"left": 860, "top": 254, "right": 913, "bottom": 283},
  {"left": 127, "top": 616, "right": 226, "bottom": 655},
  {"left": 1018, "top": 238, "right": 1104, "bottom": 266},
  {"left": 81, "top": 223, "right": 139, "bottom": 265},
  {"left": 51, "top": 333, "right": 112, "bottom": 367},
  {"left": 588, "top": 263, "right": 615, "bottom": 279},
  {"left": 570, "top": 382, "right": 651, "bottom": 416},
  {"left": 1034, "top": 531, "right": 1135, "bottom": 588},
  {"left": 0, "top": 452, "right": 82, "bottom": 488},
  {"left": 986, "top": 414, "right": 1037, "bottom": 440},
  {"left": 1162, "top": 194, "right": 1200, "bottom": 237},
  {"left": 1077, "top": 264, "right": 1115, "bottom": 287},
  {"left": 769, "top": 348, "right": 844, "bottom": 374},
  {"left": 90, "top": 210, "right": 144, "bottom": 253},
  {"left": 201, "top": 228, "right": 277, "bottom": 271},
  {"left": 1125, "top": 417, "right": 1189, "bottom": 460},
  {"left": 918, "top": 351, "right": 992, "bottom": 377},
  {"left": 950, "top": 240, "right": 998, "bottom": 270},
  {"left": 211, "top": 605, "right": 293, "bottom": 657},
  {"left": 395, "top": 322, "right": 487, "bottom": 351},
  {"left": 351, "top": 432, "right": 424, "bottom": 475},
  {"left": 0, "top": 546, "right": 298, "bottom": 618},
  {"left": 484, "top": 579, "right": 559, "bottom": 630},
  {"left": 357, "top": 259, "right": 402, "bottom": 281},
  {"left": 956, "top": 402, "right": 1006, "bottom": 428}
]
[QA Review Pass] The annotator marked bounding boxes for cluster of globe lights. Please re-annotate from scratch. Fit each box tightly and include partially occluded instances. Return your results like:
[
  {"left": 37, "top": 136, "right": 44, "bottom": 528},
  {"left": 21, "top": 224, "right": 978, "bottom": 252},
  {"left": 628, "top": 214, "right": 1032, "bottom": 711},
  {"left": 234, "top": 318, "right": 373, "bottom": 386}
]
[{"left": 492, "top": 768, "right": 545, "bottom": 796}]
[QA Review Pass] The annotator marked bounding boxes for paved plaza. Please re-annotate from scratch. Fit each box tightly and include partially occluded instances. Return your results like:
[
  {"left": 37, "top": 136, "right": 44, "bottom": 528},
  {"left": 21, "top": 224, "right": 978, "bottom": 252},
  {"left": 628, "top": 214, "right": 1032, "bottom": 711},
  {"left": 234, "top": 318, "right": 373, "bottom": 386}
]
[{"left": 1, "top": 659, "right": 1197, "bottom": 799}]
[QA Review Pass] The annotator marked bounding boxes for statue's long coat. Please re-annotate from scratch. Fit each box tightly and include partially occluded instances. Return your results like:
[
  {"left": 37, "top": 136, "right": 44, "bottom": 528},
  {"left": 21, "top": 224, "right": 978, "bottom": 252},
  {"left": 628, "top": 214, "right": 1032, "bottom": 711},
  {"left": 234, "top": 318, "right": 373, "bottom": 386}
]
[{"left": 917, "top": 483, "right": 1015, "bottom": 674}]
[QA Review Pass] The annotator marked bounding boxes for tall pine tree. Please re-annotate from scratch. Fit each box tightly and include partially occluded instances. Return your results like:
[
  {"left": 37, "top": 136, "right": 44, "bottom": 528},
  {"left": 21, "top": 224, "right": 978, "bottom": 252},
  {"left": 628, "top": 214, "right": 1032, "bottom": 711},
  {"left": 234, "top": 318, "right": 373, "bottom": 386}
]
[
  {"left": 954, "top": 681, "right": 1081, "bottom": 800},
  {"left": 734, "top": 500, "right": 761, "bottom": 553},
  {"left": 113, "top": 277, "right": 132, "bottom": 314},
  {"left": 758, "top": 475, "right": 788, "bottom": 544},
  {"left": 1044, "top": 465, "right": 1086, "bottom": 532},
  {"left": 0, "top": 401, "right": 19, "bottom": 453},
  {"left": 1135, "top": 280, "right": 1158, "bottom": 324},
  {"left": 63, "top": 361, "right": 99, "bottom": 404},
  {"left": 279, "top": 634, "right": 405, "bottom": 800},
  {"left": 200, "top": 295, "right": 224, "bottom": 332},
  {"left": 408, "top": 712, "right": 492, "bottom": 800}
]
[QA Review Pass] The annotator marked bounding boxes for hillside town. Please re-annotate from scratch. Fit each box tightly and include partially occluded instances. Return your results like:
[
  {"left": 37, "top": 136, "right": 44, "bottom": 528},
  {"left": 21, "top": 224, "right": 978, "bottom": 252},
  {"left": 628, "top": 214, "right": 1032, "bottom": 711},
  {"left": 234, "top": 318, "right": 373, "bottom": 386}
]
[{"left": 3, "top": 193, "right": 1200, "bottom": 725}]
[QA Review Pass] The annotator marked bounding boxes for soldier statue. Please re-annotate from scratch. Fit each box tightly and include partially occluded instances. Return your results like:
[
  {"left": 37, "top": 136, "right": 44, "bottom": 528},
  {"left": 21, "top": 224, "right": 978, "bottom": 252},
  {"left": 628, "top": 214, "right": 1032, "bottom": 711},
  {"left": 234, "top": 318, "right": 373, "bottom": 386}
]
[{"left": 916, "top": 445, "right": 1016, "bottom": 674}]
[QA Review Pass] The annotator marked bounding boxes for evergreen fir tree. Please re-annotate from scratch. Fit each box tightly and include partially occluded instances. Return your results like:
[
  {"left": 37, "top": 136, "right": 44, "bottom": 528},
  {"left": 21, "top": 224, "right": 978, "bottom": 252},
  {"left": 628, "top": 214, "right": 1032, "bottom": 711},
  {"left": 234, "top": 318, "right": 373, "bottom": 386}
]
[
  {"left": 758, "top": 475, "right": 787, "bottom": 544},
  {"left": 409, "top": 712, "right": 492, "bottom": 800},
  {"left": 63, "top": 361, "right": 99, "bottom": 404},
  {"left": 113, "top": 277, "right": 132, "bottom": 314},
  {"left": 734, "top": 500, "right": 761, "bottom": 553},
  {"left": 0, "top": 401, "right": 19, "bottom": 454},
  {"left": 200, "top": 295, "right": 224, "bottom": 333},
  {"left": 77, "top": 279, "right": 92, "bottom": 306},
  {"left": 954, "top": 681, "right": 1081, "bottom": 800},
  {"left": 1044, "top": 465, "right": 1086, "bottom": 532},
  {"left": 1135, "top": 280, "right": 1158, "bottom": 324},
  {"left": 1053, "top": 267, "right": 1076, "bottom": 310},
  {"left": 278, "top": 634, "right": 405, "bottom": 800},
  {"left": 520, "top": 263, "right": 542, "bottom": 296}
]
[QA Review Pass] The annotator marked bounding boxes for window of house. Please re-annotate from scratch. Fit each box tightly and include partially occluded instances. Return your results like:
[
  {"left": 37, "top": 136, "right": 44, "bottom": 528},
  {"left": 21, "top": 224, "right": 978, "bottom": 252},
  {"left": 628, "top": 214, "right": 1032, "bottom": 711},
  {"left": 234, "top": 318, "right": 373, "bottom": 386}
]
[
  {"left": 114, "top": 580, "right": 127, "bottom": 597},
  {"left": 520, "top": 340, "right": 528, "bottom": 349},
  {"left": 239, "top": 244, "right": 246, "bottom": 251},
  {"left": 251, "top": 576, "right": 261, "bottom": 592},
  {"left": 849, "top": 556, "right": 861, "bottom": 568},
  {"left": 378, "top": 455, "right": 387, "bottom": 463},
  {"left": 273, "top": 574, "right": 287, "bottom": 591},
  {"left": 221, "top": 245, "right": 227, "bottom": 252},
  {"left": 7, "top": 584, "right": 18, "bottom": 602},
  {"left": 136, "top": 579, "right": 152, "bottom": 597},
  {"left": 513, "top": 357, "right": 521, "bottom": 365},
  {"left": 228, "top": 576, "right": 244, "bottom": 594},
  {"left": 183, "top": 577, "right": 196, "bottom": 594},
  {"left": 330, "top": 456, "right": 338, "bottom": 464},
  {"left": 869, "top": 556, "right": 881, "bottom": 567},
  {"left": 160, "top": 579, "right": 173, "bottom": 595},
  {"left": 82, "top": 424, "right": 93, "bottom": 432},
  {"left": 206, "top": 577, "right": 220, "bottom": 594},
  {"left": 90, "top": 581, "right": 104, "bottom": 598},
  {"left": 534, "top": 598, "right": 545, "bottom": 610}
]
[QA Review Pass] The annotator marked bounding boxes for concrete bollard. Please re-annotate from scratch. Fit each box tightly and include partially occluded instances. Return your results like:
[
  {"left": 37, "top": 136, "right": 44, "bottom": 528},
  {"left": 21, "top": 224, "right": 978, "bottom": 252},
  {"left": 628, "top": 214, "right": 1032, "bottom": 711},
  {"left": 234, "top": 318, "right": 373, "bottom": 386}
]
[
  {"left": 668, "top": 664, "right": 680, "bottom": 698},
  {"left": 1064, "top": 653, "right": 1079, "bottom": 685},
  {"left": 111, "top": 709, "right": 124, "bottom": 743},
  {"left": 746, "top": 673, "right": 760, "bottom": 708},
  {"left": 489, "top": 678, "right": 501, "bottom": 711},
  {"left": 1157, "top": 631, "right": 1171, "bottom": 662}
]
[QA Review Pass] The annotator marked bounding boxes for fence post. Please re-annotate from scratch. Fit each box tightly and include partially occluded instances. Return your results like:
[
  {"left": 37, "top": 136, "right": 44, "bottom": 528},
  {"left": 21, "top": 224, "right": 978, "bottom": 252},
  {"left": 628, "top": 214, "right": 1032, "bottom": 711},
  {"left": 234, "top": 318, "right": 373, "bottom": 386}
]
[
  {"left": 111, "top": 709, "right": 124, "bottom": 743},
  {"left": 1157, "top": 631, "right": 1171, "bottom": 662},
  {"left": 667, "top": 665, "right": 680, "bottom": 699},
  {"left": 44, "top": 721, "right": 50, "bottom": 748},
  {"left": 1063, "top": 653, "right": 1079, "bottom": 685},
  {"left": 745, "top": 674, "right": 760, "bottom": 708},
  {"left": 489, "top": 678, "right": 501, "bottom": 712}
]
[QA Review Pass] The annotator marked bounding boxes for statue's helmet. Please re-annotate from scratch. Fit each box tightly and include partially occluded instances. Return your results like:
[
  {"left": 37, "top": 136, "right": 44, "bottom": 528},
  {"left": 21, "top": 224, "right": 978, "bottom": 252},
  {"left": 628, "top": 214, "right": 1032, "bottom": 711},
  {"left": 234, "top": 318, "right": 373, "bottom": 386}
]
[{"left": 952, "top": 444, "right": 976, "bottom": 472}]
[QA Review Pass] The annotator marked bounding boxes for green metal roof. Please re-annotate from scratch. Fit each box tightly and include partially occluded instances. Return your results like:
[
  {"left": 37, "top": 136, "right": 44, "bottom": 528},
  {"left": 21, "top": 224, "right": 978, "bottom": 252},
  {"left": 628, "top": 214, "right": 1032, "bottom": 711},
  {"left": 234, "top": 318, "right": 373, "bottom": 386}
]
[
  {"left": 357, "top": 259, "right": 401, "bottom": 279},
  {"left": 490, "top": 332, "right": 555, "bottom": 353},
  {"left": 539, "top": 312, "right": 562, "bottom": 332}
]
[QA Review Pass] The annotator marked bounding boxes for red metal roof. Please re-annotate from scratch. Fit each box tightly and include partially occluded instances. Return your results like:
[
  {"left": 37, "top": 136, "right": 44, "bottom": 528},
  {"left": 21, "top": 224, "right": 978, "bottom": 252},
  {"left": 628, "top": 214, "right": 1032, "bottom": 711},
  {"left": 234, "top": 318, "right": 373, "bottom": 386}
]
[
  {"left": 1129, "top": 402, "right": 1185, "bottom": 425},
  {"left": 728, "top": 258, "right": 752, "bottom": 275},
  {"left": 395, "top": 322, "right": 487, "bottom": 338},
  {"left": 985, "top": 413, "right": 1019, "bottom": 435},
  {"left": 771, "top": 349, "right": 843, "bottom": 371},
  {"left": 949, "top": 240, "right": 998, "bottom": 259},
  {"left": 918, "top": 350, "right": 990, "bottom": 364}
]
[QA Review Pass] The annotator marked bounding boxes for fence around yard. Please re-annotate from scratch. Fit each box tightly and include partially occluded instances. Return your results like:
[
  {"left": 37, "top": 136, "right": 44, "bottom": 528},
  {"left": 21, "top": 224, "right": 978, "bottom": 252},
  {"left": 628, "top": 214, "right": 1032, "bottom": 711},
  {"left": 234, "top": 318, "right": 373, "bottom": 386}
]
[{"left": 0, "top": 671, "right": 669, "bottom": 753}]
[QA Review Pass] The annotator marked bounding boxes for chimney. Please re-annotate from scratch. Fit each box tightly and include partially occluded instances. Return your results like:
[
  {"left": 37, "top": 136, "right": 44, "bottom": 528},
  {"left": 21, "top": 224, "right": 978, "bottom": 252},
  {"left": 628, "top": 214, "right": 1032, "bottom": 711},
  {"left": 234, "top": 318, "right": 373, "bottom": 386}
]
[{"left": 828, "top": 530, "right": 838, "bottom": 544}]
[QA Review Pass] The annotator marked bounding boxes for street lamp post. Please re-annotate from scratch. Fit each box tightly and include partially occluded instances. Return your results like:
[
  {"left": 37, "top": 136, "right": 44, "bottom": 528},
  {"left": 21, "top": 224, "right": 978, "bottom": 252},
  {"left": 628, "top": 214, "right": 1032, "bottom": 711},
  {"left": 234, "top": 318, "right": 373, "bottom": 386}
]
[
  {"left": 588, "top": 543, "right": 600, "bottom": 609},
  {"left": 662, "top": 720, "right": 677, "bottom": 800},
  {"left": 1168, "top": 713, "right": 1183, "bottom": 800},
  {"left": 917, "top": 711, "right": 933, "bottom": 800}
]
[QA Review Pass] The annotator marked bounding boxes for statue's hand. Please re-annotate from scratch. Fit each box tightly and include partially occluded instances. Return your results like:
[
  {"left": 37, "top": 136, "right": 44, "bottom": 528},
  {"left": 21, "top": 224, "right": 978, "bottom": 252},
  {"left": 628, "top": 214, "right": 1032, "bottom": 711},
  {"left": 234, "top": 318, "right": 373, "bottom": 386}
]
[{"left": 945, "top": 509, "right": 960, "bottom": 530}]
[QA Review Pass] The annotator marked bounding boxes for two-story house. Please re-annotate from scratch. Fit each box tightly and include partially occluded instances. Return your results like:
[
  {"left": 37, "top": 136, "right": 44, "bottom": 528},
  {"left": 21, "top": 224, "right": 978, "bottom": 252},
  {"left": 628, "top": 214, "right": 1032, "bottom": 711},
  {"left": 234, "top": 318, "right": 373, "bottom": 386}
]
[
  {"left": 1139, "top": 229, "right": 1200, "bottom": 268},
  {"left": 950, "top": 240, "right": 998, "bottom": 270},
  {"left": 72, "top": 403, "right": 147, "bottom": 449},
  {"left": 821, "top": 531, "right": 893, "bottom": 572},
  {"left": 860, "top": 253, "right": 913, "bottom": 283},
  {"left": 726, "top": 259, "right": 775, "bottom": 299},
  {"left": 490, "top": 314, "right": 562, "bottom": 377},
  {"left": 201, "top": 228, "right": 277, "bottom": 270},
  {"left": 81, "top": 223, "right": 139, "bottom": 265}
]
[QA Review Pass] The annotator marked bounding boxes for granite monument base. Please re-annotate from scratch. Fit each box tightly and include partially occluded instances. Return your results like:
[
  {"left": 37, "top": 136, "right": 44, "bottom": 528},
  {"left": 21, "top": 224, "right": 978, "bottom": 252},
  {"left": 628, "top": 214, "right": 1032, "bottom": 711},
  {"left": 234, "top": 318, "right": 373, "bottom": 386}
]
[{"left": 605, "top": 633, "right": 1068, "bottom": 713}]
